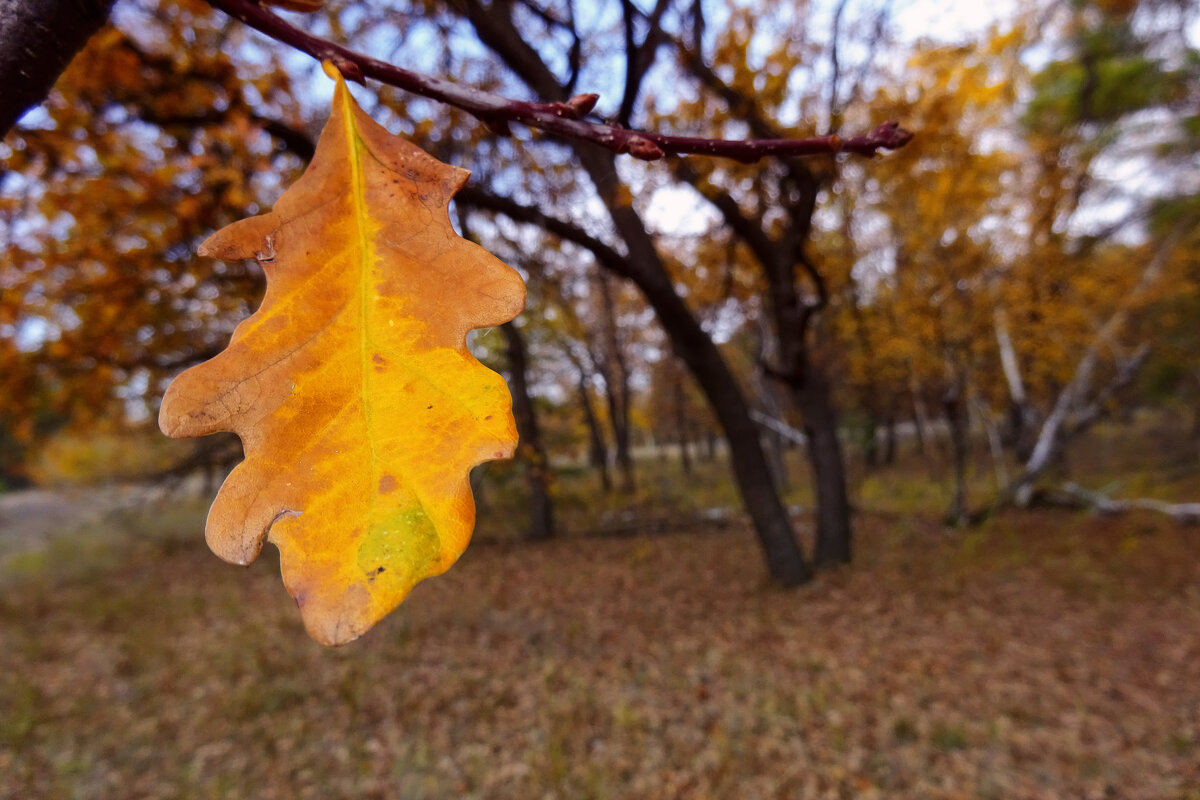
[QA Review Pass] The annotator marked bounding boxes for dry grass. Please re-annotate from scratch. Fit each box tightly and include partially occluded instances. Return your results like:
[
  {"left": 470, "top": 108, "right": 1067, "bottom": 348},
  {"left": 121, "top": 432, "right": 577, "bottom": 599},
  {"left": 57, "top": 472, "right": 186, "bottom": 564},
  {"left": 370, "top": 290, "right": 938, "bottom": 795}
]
[{"left": 2, "top": 496, "right": 1199, "bottom": 799}]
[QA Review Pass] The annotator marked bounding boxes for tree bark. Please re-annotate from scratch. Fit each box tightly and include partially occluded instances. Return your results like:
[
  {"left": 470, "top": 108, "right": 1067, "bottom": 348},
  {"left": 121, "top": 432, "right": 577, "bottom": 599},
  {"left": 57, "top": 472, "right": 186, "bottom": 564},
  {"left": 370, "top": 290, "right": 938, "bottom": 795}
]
[
  {"left": 909, "top": 372, "right": 930, "bottom": 457},
  {"left": 0, "top": 0, "right": 114, "bottom": 136},
  {"left": 672, "top": 375, "right": 692, "bottom": 476},
  {"left": 594, "top": 271, "right": 635, "bottom": 493},
  {"left": 500, "top": 321, "right": 555, "bottom": 541},
  {"left": 942, "top": 379, "right": 970, "bottom": 527},
  {"left": 863, "top": 418, "right": 880, "bottom": 469},
  {"left": 883, "top": 414, "right": 897, "bottom": 466},
  {"left": 793, "top": 365, "right": 853, "bottom": 564},
  {"left": 574, "top": 366, "right": 612, "bottom": 493},
  {"left": 753, "top": 320, "right": 791, "bottom": 492}
]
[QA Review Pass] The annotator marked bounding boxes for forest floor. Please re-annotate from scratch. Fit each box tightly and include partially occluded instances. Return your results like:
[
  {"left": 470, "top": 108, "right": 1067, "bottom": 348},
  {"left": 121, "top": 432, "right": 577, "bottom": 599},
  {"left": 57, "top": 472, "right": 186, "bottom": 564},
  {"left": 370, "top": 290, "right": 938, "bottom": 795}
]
[{"left": 2, "top": 418, "right": 1199, "bottom": 799}]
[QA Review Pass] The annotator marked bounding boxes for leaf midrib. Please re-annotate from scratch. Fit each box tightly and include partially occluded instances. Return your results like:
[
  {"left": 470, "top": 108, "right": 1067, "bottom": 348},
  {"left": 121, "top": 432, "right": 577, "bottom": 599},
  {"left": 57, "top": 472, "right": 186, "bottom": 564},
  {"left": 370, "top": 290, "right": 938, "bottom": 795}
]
[{"left": 341, "top": 91, "right": 379, "bottom": 487}]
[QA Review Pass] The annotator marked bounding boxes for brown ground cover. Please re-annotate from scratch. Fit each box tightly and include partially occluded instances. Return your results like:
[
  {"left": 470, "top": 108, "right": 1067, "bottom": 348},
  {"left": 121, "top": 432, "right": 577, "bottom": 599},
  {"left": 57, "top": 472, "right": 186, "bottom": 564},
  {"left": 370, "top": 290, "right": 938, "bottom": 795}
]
[{"left": 1, "top": 499, "right": 1198, "bottom": 799}]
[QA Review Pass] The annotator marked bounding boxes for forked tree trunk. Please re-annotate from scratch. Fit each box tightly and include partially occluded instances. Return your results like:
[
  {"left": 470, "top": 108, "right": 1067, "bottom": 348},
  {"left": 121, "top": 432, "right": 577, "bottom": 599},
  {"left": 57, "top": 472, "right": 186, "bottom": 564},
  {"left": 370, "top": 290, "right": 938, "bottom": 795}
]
[
  {"left": 577, "top": 152, "right": 811, "bottom": 586},
  {"left": 451, "top": 1, "right": 812, "bottom": 585},
  {"left": 458, "top": 181, "right": 812, "bottom": 585}
]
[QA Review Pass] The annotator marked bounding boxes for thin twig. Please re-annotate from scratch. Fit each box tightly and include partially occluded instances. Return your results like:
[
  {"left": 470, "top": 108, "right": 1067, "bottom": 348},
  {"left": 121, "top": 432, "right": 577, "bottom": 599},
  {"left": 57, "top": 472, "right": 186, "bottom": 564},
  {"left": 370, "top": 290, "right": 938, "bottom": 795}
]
[{"left": 205, "top": 0, "right": 912, "bottom": 163}]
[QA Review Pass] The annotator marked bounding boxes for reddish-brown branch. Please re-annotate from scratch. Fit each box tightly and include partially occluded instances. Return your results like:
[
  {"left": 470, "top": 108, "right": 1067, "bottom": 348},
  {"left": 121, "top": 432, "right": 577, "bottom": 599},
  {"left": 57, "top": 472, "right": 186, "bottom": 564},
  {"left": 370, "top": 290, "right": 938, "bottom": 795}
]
[{"left": 204, "top": 0, "right": 912, "bottom": 163}]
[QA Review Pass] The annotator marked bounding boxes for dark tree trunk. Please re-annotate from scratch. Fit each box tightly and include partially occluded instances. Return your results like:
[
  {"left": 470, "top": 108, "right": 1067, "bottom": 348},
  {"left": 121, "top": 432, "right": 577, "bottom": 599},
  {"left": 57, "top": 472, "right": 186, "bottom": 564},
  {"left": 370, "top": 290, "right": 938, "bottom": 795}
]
[
  {"left": 883, "top": 415, "right": 898, "bottom": 466},
  {"left": 910, "top": 380, "right": 929, "bottom": 457},
  {"left": 562, "top": 344, "right": 612, "bottom": 493},
  {"left": 595, "top": 271, "right": 636, "bottom": 493},
  {"left": 459, "top": 180, "right": 812, "bottom": 585},
  {"left": 576, "top": 370, "right": 612, "bottom": 493},
  {"left": 753, "top": 339, "right": 791, "bottom": 494},
  {"left": 1005, "top": 399, "right": 1039, "bottom": 462},
  {"left": 793, "top": 366, "right": 853, "bottom": 565},
  {"left": 673, "top": 147, "right": 854, "bottom": 569},
  {"left": 500, "top": 321, "right": 555, "bottom": 541},
  {"left": 943, "top": 382, "right": 970, "bottom": 527},
  {"left": 764, "top": 429, "right": 788, "bottom": 493},
  {"left": 863, "top": 418, "right": 880, "bottom": 469},
  {"left": 673, "top": 377, "right": 692, "bottom": 476},
  {"left": 0, "top": 0, "right": 114, "bottom": 136}
]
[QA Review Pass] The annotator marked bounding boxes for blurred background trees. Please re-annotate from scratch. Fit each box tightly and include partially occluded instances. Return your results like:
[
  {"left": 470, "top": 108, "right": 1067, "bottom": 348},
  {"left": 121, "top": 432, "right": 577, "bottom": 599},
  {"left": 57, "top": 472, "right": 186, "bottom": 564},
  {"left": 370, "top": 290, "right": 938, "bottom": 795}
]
[{"left": 2, "top": 0, "right": 1197, "bottom": 549}]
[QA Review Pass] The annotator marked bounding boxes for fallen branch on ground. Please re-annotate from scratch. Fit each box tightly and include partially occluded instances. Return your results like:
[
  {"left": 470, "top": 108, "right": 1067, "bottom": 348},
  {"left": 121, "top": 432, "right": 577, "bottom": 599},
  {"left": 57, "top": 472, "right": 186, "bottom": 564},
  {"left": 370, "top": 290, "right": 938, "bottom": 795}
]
[{"left": 1055, "top": 483, "right": 1200, "bottom": 524}]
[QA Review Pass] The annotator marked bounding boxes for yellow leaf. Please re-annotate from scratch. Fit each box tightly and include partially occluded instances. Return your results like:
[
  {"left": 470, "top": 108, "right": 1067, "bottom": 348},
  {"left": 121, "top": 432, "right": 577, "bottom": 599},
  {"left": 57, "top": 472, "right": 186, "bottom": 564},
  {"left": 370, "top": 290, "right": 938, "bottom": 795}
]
[{"left": 159, "top": 71, "right": 526, "bottom": 646}]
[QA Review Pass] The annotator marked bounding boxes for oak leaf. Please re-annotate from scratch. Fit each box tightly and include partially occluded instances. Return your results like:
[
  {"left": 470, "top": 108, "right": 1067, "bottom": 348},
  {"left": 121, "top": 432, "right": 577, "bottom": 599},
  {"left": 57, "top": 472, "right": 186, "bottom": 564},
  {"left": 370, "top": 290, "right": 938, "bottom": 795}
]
[{"left": 159, "top": 70, "right": 525, "bottom": 646}]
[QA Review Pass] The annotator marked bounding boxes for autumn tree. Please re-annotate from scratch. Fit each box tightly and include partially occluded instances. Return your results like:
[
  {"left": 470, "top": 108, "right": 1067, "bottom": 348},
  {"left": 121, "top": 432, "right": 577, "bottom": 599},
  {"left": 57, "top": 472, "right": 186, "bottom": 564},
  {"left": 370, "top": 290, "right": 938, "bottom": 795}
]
[
  {"left": 841, "top": 0, "right": 1199, "bottom": 519},
  {"left": 854, "top": 34, "right": 1023, "bottom": 523},
  {"left": 1, "top": 9, "right": 302, "bottom": 459},
  {"left": 443, "top": 0, "right": 916, "bottom": 567},
  {"left": 991, "top": 0, "right": 1200, "bottom": 508},
  {"left": 2, "top": 0, "right": 913, "bottom": 602}
]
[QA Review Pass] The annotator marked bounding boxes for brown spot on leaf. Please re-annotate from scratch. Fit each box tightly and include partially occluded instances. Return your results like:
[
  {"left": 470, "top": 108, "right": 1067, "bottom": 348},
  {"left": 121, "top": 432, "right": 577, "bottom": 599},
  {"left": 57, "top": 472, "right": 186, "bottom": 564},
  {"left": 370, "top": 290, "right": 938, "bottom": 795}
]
[{"left": 378, "top": 474, "right": 398, "bottom": 493}]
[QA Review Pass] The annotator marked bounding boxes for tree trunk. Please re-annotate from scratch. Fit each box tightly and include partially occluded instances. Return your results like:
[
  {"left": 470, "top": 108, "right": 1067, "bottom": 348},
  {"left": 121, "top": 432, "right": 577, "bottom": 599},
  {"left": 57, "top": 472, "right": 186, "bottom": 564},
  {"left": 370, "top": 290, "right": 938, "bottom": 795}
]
[
  {"left": 883, "top": 415, "right": 898, "bottom": 466},
  {"left": 863, "top": 418, "right": 880, "bottom": 469},
  {"left": 753, "top": 314, "right": 792, "bottom": 491},
  {"left": 0, "top": 0, "right": 114, "bottom": 136},
  {"left": 765, "top": 429, "right": 788, "bottom": 493},
  {"left": 458, "top": 179, "right": 811, "bottom": 585},
  {"left": 793, "top": 365, "right": 853, "bottom": 565},
  {"left": 909, "top": 374, "right": 930, "bottom": 457},
  {"left": 576, "top": 370, "right": 612, "bottom": 493},
  {"left": 943, "top": 381, "right": 970, "bottom": 526},
  {"left": 500, "top": 321, "right": 555, "bottom": 541},
  {"left": 577, "top": 149, "right": 812, "bottom": 586},
  {"left": 595, "top": 271, "right": 635, "bottom": 493},
  {"left": 673, "top": 376, "right": 692, "bottom": 476}
]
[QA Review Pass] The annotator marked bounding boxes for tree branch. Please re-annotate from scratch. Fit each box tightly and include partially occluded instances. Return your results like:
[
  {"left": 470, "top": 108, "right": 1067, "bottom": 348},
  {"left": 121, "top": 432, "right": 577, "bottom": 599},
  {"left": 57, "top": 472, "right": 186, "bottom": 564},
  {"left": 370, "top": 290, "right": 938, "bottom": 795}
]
[
  {"left": 617, "top": 0, "right": 670, "bottom": 128},
  {"left": 454, "top": 185, "right": 635, "bottom": 280},
  {"left": 0, "top": 0, "right": 116, "bottom": 137},
  {"left": 204, "top": 0, "right": 911, "bottom": 163},
  {"left": 1054, "top": 483, "right": 1200, "bottom": 524}
]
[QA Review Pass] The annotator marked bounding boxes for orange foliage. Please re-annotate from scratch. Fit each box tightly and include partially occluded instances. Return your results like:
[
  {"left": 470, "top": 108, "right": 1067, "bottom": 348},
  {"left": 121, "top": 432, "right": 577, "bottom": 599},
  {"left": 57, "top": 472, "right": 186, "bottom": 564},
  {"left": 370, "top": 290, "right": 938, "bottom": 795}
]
[{"left": 160, "top": 70, "right": 525, "bottom": 645}]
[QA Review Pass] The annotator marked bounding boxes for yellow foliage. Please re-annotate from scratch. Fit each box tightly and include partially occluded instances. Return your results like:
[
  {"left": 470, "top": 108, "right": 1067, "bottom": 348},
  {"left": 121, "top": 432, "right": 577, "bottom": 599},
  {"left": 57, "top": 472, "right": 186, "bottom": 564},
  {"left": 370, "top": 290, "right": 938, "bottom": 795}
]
[{"left": 160, "top": 70, "right": 526, "bottom": 646}]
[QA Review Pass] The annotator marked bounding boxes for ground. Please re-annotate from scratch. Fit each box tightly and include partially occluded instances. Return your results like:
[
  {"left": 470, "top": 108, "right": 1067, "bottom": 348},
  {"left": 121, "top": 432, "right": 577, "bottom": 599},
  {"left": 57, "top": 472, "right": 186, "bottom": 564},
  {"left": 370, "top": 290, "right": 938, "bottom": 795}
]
[{"left": 1, "top": 483, "right": 1198, "bottom": 799}]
